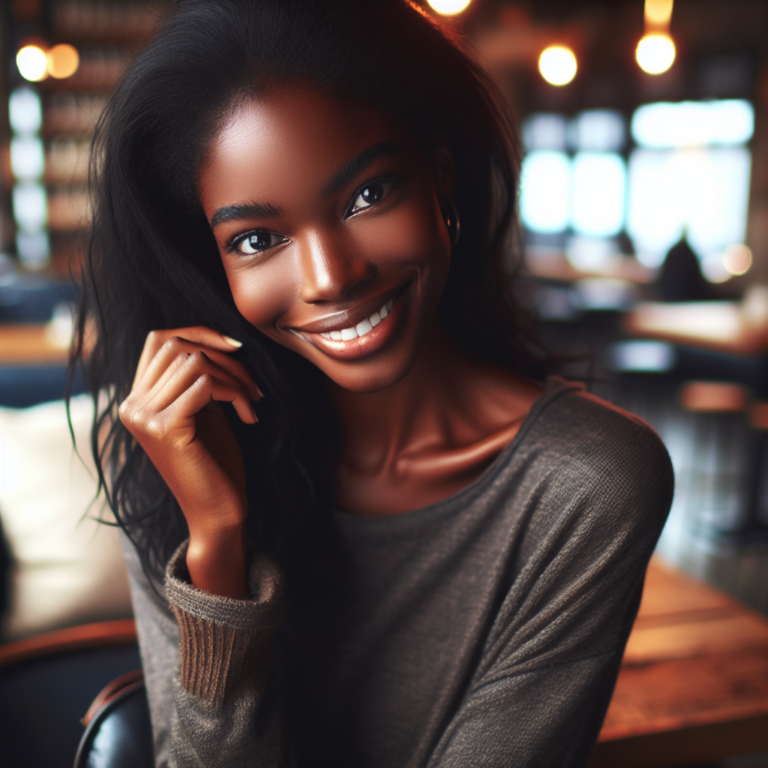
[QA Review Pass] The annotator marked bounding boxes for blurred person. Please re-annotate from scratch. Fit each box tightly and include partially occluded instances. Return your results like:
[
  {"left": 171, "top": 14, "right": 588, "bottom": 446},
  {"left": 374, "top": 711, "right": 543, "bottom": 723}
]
[{"left": 659, "top": 233, "right": 711, "bottom": 303}]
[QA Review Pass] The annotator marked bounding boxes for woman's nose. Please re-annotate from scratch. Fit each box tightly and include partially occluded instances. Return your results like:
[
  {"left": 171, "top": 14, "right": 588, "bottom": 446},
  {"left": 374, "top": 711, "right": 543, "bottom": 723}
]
[{"left": 299, "top": 229, "right": 375, "bottom": 303}]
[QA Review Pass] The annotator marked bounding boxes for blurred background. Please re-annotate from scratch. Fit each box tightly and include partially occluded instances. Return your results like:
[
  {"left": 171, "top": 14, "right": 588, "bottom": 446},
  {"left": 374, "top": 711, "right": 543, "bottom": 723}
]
[{"left": 0, "top": 1, "right": 767, "bottom": 766}]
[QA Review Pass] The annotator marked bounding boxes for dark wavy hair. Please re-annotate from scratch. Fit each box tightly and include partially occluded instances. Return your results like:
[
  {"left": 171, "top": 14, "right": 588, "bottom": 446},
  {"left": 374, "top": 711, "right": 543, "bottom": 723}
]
[{"left": 72, "top": 0, "right": 546, "bottom": 584}]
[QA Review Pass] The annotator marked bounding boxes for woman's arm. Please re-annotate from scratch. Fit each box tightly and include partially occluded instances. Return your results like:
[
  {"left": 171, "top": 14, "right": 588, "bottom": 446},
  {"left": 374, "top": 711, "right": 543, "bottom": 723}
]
[
  {"left": 119, "top": 326, "right": 293, "bottom": 766},
  {"left": 123, "top": 534, "right": 291, "bottom": 768}
]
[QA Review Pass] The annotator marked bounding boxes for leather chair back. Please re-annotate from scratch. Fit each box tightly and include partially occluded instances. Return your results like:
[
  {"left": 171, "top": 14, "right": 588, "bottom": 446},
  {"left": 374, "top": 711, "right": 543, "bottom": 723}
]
[{"left": 74, "top": 672, "right": 153, "bottom": 768}]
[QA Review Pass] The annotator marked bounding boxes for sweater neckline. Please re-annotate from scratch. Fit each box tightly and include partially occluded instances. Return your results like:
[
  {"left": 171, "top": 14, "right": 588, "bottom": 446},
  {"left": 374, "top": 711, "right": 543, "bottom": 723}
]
[{"left": 333, "top": 375, "right": 582, "bottom": 530}]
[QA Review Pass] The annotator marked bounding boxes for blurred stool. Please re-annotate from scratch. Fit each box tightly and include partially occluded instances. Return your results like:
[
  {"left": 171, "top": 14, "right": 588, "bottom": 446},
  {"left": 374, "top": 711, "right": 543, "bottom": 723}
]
[{"left": 679, "top": 381, "right": 768, "bottom": 546}]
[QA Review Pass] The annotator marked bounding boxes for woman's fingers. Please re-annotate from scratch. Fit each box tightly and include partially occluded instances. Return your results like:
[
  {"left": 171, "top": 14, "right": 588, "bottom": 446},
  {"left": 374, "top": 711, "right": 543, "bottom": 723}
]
[
  {"left": 133, "top": 327, "right": 248, "bottom": 389},
  {"left": 121, "top": 369, "right": 255, "bottom": 448},
  {"left": 167, "top": 372, "right": 257, "bottom": 431},
  {"left": 134, "top": 331, "right": 262, "bottom": 401},
  {"left": 146, "top": 350, "right": 257, "bottom": 425}
]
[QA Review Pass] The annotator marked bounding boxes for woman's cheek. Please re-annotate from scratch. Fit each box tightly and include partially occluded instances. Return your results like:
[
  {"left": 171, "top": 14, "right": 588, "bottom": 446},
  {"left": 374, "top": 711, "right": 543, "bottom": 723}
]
[
  {"left": 351, "top": 196, "right": 448, "bottom": 270},
  {"left": 227, "top": 259, "right": 298, "bottom": 334}
]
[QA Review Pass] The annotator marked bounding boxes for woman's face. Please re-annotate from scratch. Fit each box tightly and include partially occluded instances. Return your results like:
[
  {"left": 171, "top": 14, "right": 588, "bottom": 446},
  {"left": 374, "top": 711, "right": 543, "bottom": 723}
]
[{"left": 198, "top": 86, "right": 453, "bottom": 393}]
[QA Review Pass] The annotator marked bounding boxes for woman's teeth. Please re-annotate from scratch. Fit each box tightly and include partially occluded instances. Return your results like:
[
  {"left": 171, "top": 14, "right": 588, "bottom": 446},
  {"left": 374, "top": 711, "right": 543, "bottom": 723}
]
[{"left": 320, "top": 299, "right": 394, "bottom": 341}]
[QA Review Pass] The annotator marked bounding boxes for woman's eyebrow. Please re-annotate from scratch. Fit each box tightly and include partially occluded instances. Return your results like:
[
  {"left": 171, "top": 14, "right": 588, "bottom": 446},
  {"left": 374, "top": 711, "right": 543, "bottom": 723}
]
[
  {"left": 321, "top": 142, "right": 402, "bottom": 199},
  {"left": 210, "top": 201, "right": 282, "bottom": 229}
]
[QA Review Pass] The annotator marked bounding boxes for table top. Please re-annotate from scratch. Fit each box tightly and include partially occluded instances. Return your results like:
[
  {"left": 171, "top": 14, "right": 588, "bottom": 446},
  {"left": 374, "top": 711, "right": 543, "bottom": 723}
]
[
  {"left": 589, "top": 556, "right": 768, "bottom": 767},
  {"left": 624, "top": 287, "right": 768, "bottom": 356},
  {"left": 0, "top": 324, "right": 70, "bottom": 365}
]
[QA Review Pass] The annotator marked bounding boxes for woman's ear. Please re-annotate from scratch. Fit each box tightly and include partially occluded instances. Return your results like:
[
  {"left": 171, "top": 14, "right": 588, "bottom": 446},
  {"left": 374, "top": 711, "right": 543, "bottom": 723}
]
[{"left": 430, "top": 146, "right": 457, "bottom": 203}]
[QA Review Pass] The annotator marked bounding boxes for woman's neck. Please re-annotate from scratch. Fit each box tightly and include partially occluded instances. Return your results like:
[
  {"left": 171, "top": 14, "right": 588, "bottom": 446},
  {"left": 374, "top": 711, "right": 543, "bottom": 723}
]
[
  {"left": 327, "top": 323, "right": 543, "bottom": 516},
  {"left": 327, "top": 323, "right": 462, "bottom": 467}
]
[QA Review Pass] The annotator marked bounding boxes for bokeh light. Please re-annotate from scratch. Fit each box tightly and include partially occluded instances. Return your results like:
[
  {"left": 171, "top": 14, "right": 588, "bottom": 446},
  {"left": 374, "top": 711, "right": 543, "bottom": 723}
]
[
  {"left": 539, "top": 46, "right": 577, "bottom": 86},
  {"left": 9, "top": 88, "right": 43, "bottom": 134},
  {"left": 426, "top": 0, "right": 471, "bottom": 15},
  {"left": 723, "top": 243, "right": 752, "bottom": 276},
  {"left": 16, "top": 45, "right": 48, "bottom": 82},
  {"left": 47, "top": 44, "right": 79, "bottom": 79},
  {"left": 636, "top": 34, "right": 676, "bottom": 75},
  {"left": 645, "top": 0, "right": 674, "bottom": 26}
]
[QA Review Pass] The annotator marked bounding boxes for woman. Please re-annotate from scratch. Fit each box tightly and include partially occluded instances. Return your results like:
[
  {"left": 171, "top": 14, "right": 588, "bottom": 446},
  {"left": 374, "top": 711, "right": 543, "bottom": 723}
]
[{"left": 75, "top": 1, "right": 673, "bottom": 766}]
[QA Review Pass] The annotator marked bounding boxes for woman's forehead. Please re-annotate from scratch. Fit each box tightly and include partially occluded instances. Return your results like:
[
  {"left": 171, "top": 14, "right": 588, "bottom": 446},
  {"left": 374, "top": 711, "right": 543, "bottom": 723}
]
[{"left": 198, "top": 87, "right": 415, "bottom": 213}]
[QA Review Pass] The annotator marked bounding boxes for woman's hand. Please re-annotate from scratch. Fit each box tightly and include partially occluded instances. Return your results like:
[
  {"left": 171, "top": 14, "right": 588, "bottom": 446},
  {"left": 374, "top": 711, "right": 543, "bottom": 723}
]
[{"left": 119, "top": 327, "right": 262, "bottom": 599}]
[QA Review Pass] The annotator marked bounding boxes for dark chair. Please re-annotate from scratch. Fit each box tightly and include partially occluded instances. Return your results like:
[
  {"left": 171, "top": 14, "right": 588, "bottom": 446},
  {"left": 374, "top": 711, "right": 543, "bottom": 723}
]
[
  {"left": 0, "top": 621, "right": 140, "bottom": 768},
  {"left": 74, "top": 669, "right": 153, "bottom": 768}
]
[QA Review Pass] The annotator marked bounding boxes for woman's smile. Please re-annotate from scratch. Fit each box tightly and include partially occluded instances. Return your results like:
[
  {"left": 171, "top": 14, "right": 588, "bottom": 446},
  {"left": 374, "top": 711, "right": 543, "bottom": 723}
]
[
  {"left": 198, "top": 85, "right": 453, "bottom": 392},
  {"left": 287, "top": 279, "right": 410, "bottom": 361}
]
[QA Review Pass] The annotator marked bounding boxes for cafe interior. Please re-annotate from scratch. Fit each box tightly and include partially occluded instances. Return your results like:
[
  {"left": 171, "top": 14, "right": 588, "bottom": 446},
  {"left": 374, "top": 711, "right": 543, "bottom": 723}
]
[{"left": 0, "top": 0, "right": 766, "bottom": 766}]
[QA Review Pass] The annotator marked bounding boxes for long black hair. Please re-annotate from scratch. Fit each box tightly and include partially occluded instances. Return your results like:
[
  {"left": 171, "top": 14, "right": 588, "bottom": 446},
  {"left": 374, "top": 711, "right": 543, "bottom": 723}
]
[{"left": 73, "top": 0, "right": 546, "bottom": 584}]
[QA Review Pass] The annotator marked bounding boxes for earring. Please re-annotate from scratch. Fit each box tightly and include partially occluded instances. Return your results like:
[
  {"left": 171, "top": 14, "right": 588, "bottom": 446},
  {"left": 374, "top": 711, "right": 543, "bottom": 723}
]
[{"left": 443, "top": 200, "right": 461, "bottom": 248}]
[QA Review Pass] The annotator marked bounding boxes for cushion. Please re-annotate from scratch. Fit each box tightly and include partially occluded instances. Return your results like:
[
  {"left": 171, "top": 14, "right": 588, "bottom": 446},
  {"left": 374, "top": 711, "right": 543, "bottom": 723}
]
[{"left": 0, "top": 394, "right": 133, "bottom": 641}]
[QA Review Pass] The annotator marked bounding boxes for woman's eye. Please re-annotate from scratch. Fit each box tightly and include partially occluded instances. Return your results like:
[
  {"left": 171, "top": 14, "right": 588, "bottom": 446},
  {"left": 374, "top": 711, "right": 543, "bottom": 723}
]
[
  {"left": 234, "top": 231, "right": 287, "bottom": 255},
  {"left": 347, "top": 179, "right": 397, "bottom": 217}
]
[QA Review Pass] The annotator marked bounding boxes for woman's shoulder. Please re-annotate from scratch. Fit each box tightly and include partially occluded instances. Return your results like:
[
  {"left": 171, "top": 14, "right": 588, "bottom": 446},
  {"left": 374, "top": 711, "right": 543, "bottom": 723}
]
[{"left": 513, "top": 377, "right": 674, "bottom": 525}]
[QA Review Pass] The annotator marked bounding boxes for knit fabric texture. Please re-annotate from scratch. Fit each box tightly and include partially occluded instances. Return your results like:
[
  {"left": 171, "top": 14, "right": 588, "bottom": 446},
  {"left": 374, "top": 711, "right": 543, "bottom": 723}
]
[{"left": 122, "top": 377, "right": 674, "bottom": 767}]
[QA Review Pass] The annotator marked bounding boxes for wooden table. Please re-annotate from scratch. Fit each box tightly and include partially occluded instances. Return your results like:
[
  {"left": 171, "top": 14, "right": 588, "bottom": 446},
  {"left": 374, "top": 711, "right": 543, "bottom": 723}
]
[
  {"left": 588, "top": 557, "right": 768, "bottom": 767},
  {"left": 0, "top": 324, "right": 70, "bottom": 365},
  {"left": 623, "top": 289, "right": 768, "bottom": 357}
]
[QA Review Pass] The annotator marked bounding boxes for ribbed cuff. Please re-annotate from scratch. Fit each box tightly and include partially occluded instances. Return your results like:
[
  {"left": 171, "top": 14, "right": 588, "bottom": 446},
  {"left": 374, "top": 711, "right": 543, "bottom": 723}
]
[{"left": 165, "top": 540, "right": 284, "bottom": 705}]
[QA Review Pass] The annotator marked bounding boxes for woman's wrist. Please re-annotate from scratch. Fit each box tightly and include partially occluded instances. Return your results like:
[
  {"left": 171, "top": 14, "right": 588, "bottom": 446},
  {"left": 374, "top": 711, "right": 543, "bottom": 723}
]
[{"left": 186, "top": 524, "right": 249, "bottom": 600}]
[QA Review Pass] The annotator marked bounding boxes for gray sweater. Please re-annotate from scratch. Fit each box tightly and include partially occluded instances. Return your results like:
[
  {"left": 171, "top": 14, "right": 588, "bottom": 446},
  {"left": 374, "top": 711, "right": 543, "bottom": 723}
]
[{"left": 122, "top": 377, "right": 674, "bottom": 767}]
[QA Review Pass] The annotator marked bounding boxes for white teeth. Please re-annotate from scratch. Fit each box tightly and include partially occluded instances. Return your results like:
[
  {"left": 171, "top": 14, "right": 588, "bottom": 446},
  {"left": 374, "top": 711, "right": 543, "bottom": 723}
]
[{"left": 316, "top": 297, "right": 396, "bottom": 342}]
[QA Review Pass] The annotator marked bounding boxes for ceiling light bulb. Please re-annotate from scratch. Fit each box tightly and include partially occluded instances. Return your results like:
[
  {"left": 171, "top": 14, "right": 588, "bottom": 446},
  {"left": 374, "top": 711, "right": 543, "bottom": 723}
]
[
  {"left": 427, "top": 0, "right": 472, "bottom": 15},
  {"left": 636, "top": 33, "right": 676, "bottom": 75},
  {"left": 539, "top": 46, "right": 577, "bottom": 86}
]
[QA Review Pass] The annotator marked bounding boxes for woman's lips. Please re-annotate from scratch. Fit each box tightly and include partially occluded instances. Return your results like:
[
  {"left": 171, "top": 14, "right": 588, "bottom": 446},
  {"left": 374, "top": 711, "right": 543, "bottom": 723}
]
[{"left": 288, "top": 291, "right": 407, "bottom": 361}]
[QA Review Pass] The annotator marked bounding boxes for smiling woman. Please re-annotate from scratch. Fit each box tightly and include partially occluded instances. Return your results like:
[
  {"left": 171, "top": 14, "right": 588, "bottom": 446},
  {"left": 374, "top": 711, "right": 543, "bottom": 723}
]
[
  {"left": 202, "top": 91, "right": 451, "bottom": 386},
  {"left": 72, "top": 1, "right": 673, "bottom": 766}
]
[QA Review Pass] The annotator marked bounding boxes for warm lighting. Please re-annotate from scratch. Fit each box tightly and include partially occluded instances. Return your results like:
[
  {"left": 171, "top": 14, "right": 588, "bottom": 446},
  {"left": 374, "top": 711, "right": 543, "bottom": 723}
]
[
  {"left": 16, "top": 45, "right": 48, "bottom": 82},
  {"left": 46, "top": 44, "right": 79, "bottom": 79},
  {"left": 723, "top": 243, "right": 752, "bottom": 276},
  {"left": 426, "top": 0, "right": 471, "bottom": 15},
  {"left": 645, "top": 0, "right": 674, "bottom": 26},
  {"left": 680, "top": 382, "right": 748, "bottom": 413},
  {"left": 539, "top": 46, "right": 577, "bottom": 86},
  {"left": 636, "top": 33, "right": 676, "bottom": 75}
]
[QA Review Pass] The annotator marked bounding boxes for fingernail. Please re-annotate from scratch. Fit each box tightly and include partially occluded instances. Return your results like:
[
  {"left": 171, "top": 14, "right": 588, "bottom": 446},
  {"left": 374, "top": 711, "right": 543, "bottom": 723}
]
[
  {"left": 222, "top": 335, "right": 243, "bottom": 348},
  {"left": 251, "top": 405, "right": 259, "bottom": 422},
  {"left": 254, "top": 383, "right": 264, "bottom": 399}
]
